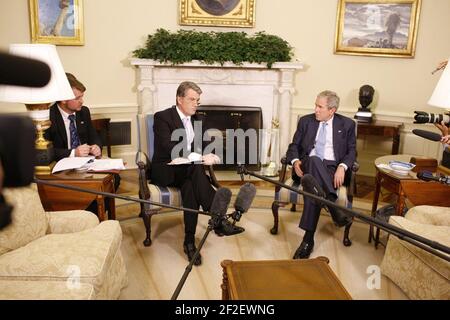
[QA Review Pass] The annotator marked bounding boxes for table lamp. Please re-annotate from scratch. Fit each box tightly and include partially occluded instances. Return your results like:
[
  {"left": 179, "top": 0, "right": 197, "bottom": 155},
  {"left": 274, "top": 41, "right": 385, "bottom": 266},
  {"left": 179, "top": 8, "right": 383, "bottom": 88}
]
[
  {"left": 0, "top": 44, "right": 74, "bottom": 174},
  {"left": 428, "top": 57, "right": 450, "bottom": 169}
]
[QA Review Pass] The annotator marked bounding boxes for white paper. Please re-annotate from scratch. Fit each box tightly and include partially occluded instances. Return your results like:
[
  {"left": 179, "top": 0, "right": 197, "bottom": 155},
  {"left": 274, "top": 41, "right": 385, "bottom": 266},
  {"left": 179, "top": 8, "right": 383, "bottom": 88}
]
[
  {"left": 87, "top": 159, "right": 125, "bottom": 171},
  {"left": 168, "top": 152, "right": 203, "bottom": 165},
  {"left": 52, "top": 157, "right": 94, "bottom": 173}
]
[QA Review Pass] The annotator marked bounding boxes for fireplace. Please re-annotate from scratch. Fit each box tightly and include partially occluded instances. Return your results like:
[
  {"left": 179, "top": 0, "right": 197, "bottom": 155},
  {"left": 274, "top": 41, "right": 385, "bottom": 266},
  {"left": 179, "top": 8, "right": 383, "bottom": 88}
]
[
  {"left": 196, "top": 105, "right": 262, "bottom": 170},
  {"left": 130, "top": 59, "right": 303, "bottom": 169}
]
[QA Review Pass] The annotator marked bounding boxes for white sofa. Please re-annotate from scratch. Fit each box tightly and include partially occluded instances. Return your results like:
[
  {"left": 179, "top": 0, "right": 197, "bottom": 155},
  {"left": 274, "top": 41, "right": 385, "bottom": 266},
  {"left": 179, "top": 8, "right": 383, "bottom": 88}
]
[
  {"left": 380, "top": 205, "right": 450, "bottom": 300},
  {"left": 0, "top": 185, "right": 127, "bottom": 299}
]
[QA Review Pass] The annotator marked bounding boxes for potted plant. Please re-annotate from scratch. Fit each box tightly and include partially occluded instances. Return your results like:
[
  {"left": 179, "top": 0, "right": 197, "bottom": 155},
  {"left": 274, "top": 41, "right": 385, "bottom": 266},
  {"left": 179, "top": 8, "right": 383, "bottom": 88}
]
[{"left": 133, "top": 29, "right": 294, "bottom": 68}]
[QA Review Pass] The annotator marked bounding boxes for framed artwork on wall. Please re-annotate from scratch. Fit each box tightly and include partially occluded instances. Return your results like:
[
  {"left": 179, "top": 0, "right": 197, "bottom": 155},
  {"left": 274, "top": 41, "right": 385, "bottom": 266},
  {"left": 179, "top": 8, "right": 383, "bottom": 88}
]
[
  {"left": 179, "top": 0, "right": 256, "bottom": 28},
  {"left": 29, "top": 0, "right": 84, "bottom": 46},
  {"left": 334, "top": 0, "right": 421, "bottom": 58}
]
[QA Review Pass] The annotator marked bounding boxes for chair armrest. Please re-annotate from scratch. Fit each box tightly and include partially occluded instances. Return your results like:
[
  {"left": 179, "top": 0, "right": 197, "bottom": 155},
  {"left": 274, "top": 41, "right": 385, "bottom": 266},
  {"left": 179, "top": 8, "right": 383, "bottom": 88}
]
[
  {"left": 137, "top": 156, "right": 151, "bottom": 201},
  {"left": 206, "top": 165, "right": 221, "bottom": 188},
  {"left": 45, "top": 210, "right": 99, "bottom": 234},
  {"left": 346, "top": 161, "right": 359, "bottom": 197}
]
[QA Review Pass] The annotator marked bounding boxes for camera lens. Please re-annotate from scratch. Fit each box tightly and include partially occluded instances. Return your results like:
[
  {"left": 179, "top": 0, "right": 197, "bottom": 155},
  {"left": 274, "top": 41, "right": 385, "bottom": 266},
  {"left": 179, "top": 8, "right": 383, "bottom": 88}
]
[{"left": 414, "top": 111, "right": 450, "bottom": 124}]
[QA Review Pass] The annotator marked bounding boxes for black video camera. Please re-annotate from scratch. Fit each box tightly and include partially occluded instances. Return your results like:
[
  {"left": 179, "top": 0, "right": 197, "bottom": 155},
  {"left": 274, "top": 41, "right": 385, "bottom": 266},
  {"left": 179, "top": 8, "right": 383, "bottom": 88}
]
[
  {"left": 413, "top": 111, "right": 450, "bottom": 124},
  {"left": 0, "top": 116, "right": 36, "bottom": 230},
  {"left": 0, "top": 51, "right": 49, "bottom": 230}
]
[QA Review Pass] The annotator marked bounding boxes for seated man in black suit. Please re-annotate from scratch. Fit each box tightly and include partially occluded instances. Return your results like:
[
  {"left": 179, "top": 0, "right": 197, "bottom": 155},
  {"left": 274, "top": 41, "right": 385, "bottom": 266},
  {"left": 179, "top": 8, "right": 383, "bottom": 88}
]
[
  {"left": 45, "top": 73, "right": 120, "bottom": 215},
  {"left": 151, "top": 81, "right": 242, "bottom": 266},
  {"left": 287, "top": 90, "right": 356, "bottom": 259}
]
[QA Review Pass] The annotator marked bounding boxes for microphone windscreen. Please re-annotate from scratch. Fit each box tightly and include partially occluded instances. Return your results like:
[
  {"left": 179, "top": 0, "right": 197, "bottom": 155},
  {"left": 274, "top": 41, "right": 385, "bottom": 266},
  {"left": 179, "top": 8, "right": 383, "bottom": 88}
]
[
  {"left": 412, "top": 129, "right": 442, "bottom": 142},
  {"left": 0, "top": 52, "right": 51, "bottom": 88},
  {"left": 210, "top": 188, "right": 232, "bottom": 217},
  {"left": 234, "top": 183, "right": 256, "bottom": 212}
]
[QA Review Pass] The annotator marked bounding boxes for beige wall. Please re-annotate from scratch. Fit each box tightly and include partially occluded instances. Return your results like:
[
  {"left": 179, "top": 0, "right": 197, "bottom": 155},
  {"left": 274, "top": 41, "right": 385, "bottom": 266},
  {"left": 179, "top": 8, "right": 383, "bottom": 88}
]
[{"left": 1, "top": 0, "right": 449, "bottom": 171}]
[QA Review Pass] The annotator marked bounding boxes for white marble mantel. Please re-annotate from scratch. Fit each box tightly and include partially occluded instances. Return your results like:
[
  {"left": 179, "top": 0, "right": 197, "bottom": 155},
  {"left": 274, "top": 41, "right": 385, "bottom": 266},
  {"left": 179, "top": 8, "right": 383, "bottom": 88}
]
[{"left": 130, "top": 58, "right": 303, "bottom": 163}]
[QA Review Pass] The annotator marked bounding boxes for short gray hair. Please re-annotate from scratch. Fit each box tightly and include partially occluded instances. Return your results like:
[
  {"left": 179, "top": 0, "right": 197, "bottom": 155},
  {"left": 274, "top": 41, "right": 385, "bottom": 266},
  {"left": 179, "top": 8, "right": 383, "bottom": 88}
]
[
  {"left": 176, "top": 81, "right": 202, "bottom": 103},
  {"left": 317, "top": 90, "right": 340, "bottom": 110}
]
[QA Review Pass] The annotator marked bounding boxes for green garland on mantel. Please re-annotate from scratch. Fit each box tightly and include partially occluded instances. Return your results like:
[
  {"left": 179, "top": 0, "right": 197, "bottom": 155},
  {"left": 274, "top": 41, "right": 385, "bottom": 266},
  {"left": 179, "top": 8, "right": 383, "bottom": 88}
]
[{"left": 133, "top": 29, "right": 294, "bottom": 68}]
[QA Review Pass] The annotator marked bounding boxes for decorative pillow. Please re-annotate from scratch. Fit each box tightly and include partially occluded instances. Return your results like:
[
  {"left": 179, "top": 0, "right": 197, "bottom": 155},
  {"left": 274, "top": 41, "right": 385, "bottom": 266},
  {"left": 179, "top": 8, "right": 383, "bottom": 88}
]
[{"left": 0, "top": 184, "right": 48, "bottom": 255}]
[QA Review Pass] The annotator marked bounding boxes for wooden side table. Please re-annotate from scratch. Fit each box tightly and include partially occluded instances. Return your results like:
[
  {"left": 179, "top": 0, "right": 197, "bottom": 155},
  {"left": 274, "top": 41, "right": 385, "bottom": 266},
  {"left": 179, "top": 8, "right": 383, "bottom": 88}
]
[
  {"left": 368, "top": 154, "right": 440, "bottom": 248},
  {"left": 357, "top": 120, "right": 403, "bottom": 154},
  {"left": 36, "top": 170, "right": 116, "bottom": 221},
  {"left": 221, "top": 257, "right": 351, "bottom": 300}
]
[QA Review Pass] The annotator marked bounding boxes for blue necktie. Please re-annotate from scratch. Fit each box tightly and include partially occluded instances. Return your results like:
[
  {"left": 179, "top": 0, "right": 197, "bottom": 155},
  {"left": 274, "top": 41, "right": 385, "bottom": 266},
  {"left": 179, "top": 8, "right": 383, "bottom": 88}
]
[
  {"left": 68, "top": 114, "right": 80, "bottom": 149},
  {"left": 315, "top": 122, "right": 327, "bottom": 160}
]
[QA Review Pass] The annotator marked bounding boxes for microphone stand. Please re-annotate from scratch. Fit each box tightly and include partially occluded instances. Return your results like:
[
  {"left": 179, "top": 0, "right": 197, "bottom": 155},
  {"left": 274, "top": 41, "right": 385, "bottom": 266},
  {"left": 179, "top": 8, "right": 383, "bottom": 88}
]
[
  {"left": 237, "top": 165, "right": 450, "bottom": 262},
  {"left": 171, "top": 216, "right": 220, "bottom": 300}
]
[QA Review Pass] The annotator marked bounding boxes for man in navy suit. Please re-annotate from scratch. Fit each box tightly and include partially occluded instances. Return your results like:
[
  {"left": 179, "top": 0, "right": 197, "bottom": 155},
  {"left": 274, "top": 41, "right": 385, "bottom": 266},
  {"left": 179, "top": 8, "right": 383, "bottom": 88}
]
[
  {"left": 45, "top": 73, "right": 119, "bottom": 215},
  {"left": 286, "top": 90, "right": 356, "bottom": 259},
  {"left": 46, "top": 73, "right": 102, "bottom": 161}
]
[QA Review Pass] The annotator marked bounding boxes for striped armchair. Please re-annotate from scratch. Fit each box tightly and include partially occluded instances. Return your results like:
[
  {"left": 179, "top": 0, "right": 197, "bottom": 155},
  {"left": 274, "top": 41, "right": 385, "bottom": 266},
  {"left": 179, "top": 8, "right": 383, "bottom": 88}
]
[
  {"left": 271, "top": 156, "right": 358, "bottom": 246},
  {"left": 135, "top": 114, "right": 220, "bottom": 246}
]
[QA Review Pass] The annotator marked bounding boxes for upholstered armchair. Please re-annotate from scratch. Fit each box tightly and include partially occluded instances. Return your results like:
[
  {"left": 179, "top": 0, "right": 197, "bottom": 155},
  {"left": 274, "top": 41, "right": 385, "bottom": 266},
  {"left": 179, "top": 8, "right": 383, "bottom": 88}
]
[
  {"left": 271, "top": 156, "right": 359, "bottom": 246},
  {"left": 0, "top": 184, "right": 127, "bottom": 300},
  {"left": 381, "top": 206, "right": 450, "bottom": 300},
  {"left": 136, "top": 114, "right": 220, "bottom": 247}
]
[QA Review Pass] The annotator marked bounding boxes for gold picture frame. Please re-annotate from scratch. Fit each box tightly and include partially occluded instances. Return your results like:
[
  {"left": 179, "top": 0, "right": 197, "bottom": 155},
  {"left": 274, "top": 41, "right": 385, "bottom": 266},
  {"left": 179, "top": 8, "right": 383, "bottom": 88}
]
[
  {"left": 29, "top": 0, "right": 84, "bottom": 46},
  {"left": 179, "top": 0, "right": 255, "bottom": 28},
  {"left": 334, "top": 0, "right": 421, "bottom": 58}
]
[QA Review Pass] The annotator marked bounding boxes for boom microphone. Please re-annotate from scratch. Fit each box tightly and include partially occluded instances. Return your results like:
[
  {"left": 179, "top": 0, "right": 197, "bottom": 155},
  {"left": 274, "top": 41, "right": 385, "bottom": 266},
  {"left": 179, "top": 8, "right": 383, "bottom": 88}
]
[
  {"left": 412, "top": 129, "right": 442, "bottom": 142},
  {"left": 210, "top": 187, "right": 245, "bottom": 236},
  {"left": 0, "top": 52, "right": 51, "bottom": 88},
  {"left": 231, "top": 183, "right": 256, "bottom": 223},
  {"left": 210, "top": 187, "right": 232, "bottom": 221}
]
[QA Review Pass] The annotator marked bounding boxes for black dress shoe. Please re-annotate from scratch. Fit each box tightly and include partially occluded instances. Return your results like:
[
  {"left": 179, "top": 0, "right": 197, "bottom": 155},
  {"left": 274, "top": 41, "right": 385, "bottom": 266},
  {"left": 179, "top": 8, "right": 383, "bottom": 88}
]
[
  {"left": 328, "top": 204, "right": 352, "bottom": 228},
  {"left": 183, "top": 243, "right": 202, "bottom": 266},
  {"left": 293, "top": 241, "right": 314, "bottom": 259},
  {"left": 301, "top": 174, "right": 326, "bottom": 207},
  {"left": 214, "top": 220, "right": 245, "bottom": 237}
]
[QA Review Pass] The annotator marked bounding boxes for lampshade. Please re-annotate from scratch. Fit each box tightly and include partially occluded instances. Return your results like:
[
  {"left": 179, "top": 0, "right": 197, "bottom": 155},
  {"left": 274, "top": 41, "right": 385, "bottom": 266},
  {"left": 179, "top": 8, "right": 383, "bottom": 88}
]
[
  {"left": 428, "top": 57, "right": 450, "bottom": 110},
  {"left": 0, "top": 44, "right": 74, "bottom": 104}
]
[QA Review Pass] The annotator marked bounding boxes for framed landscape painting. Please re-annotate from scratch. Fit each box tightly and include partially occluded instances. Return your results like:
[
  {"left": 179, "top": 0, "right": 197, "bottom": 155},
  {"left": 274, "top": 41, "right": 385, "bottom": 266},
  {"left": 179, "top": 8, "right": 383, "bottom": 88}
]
[
  {"left": 29, "top": 0, "right": 84, "bottom": 46},
  {"left": 179, "top": 0, "right": 256, "bottom": 28},
  {"left": 334, "top": 0, "right": 421, "bottom": 58}
]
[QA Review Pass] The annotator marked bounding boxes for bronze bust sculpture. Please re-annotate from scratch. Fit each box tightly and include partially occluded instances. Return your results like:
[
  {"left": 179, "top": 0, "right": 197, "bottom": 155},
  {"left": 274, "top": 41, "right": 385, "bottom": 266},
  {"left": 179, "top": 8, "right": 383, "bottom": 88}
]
[{"left": 355, "top": 84, "right": 374, "bottom": 123}]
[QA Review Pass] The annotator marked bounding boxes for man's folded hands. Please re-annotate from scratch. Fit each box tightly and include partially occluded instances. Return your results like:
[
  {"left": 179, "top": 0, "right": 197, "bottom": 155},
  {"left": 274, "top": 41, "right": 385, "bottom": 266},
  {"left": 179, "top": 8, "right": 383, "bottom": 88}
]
[{"left": 201, "top": 153, "right": 221, "bottom": 165}]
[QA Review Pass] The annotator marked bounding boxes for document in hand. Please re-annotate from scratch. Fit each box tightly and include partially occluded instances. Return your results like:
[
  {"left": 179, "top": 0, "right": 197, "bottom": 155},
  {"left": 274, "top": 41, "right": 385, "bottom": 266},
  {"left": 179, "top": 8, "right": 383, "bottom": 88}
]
[{"left": 52, "top": 157, "right": 95, "bottom": 173}]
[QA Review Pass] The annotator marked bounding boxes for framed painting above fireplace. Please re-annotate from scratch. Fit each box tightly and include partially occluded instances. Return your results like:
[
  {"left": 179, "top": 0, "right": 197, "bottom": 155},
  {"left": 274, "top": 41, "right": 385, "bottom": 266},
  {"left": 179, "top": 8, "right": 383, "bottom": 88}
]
[{"left": 179, "top": 0, "right": 256, "bottom": 28}]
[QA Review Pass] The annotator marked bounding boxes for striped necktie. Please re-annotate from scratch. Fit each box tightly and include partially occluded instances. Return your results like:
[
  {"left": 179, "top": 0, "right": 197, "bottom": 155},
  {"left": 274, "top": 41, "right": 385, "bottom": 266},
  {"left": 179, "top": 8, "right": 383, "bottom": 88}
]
[{"left": 68, "top": 114, "right": 80, "bottom": 149}]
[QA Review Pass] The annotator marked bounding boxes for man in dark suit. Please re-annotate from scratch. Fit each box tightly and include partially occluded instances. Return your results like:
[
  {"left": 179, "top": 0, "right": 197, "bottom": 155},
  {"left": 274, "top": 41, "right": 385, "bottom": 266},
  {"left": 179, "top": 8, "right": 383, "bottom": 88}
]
[
  {"left": 46, "top": 73, "right": 102, "bottom": 161},
  {"left": 286, "top": 90, "right": 356, "bottom": 259},
  {"left": 45, "top": 73, "right": 119, "bottom": 215},
  {"left": 150, "top": 81, "right": 225, "bottom": 266}
]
